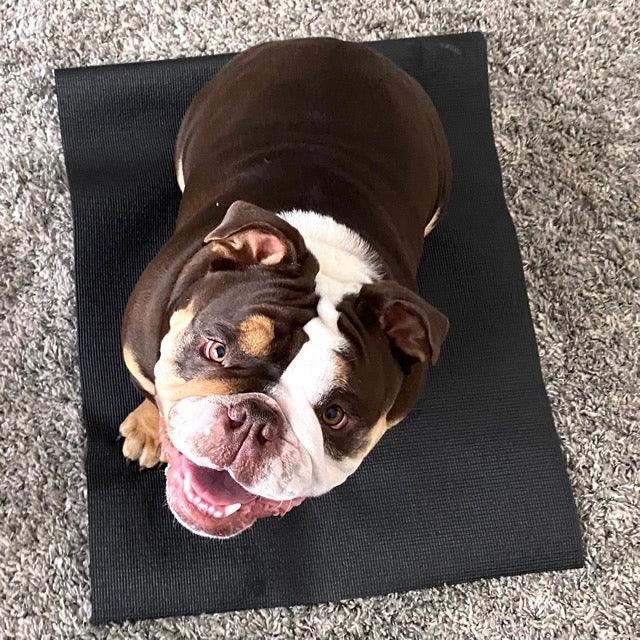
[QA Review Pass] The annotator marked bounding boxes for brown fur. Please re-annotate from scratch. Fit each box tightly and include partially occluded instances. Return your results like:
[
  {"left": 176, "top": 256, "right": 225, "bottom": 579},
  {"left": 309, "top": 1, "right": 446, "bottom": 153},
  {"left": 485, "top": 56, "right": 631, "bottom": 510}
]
[
  {"left": 121, "top": 38, "right": 451, "bottom": 474},
  {"left": 174, "top": 38, "right": 451, "bottom": 286}
]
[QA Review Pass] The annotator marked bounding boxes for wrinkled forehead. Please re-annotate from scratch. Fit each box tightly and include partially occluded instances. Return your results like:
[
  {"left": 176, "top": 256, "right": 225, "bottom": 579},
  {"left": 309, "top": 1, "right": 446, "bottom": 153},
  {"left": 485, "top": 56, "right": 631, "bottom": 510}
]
[
  {"left": 157, "top": 305, "right": 309, "bottom": 410},
  {"left": 191, "top": 269, "right": 315, "bottom": 326},
  {"left": 161, "top": 272, "right": 315, "bottom": 388}
]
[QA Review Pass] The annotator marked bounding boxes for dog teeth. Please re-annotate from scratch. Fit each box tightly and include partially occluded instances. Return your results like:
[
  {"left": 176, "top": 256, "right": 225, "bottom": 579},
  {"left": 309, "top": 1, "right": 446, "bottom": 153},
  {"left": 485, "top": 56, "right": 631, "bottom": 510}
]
[
  {"left": 224, "top": 503, "right": 241, "bottom": 516},
  {"left": 183, "top": 471, "right": 193, "bottom": 495},
  {"left": 183, "top": 472, "right": 241, "bottom": 517}
]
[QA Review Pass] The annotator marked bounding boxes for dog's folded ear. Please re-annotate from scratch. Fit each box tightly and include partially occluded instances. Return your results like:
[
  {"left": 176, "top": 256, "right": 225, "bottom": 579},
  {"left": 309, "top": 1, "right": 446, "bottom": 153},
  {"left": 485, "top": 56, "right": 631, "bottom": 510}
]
[
  {"left": 204, "top": 200, "right": 307, "bottom": 267},
  {"left": 357, "top": 280, "right": 449, "bottom": 367}
]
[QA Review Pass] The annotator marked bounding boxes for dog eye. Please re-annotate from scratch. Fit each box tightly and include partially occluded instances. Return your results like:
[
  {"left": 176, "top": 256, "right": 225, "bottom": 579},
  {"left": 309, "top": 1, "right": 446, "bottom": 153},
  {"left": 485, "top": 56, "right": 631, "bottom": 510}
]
[
  {"left": 320, "top": 404, "right": 347, "bottom": 429},
  {"left": 200, "top": 339, "right": 227, "bottom": 363}
]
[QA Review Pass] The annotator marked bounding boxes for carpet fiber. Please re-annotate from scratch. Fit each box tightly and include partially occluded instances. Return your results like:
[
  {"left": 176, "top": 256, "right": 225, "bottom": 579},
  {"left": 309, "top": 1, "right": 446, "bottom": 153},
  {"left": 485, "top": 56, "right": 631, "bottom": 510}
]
[{"left": 1, "top": 2, "right": 638, "bottom": 638}]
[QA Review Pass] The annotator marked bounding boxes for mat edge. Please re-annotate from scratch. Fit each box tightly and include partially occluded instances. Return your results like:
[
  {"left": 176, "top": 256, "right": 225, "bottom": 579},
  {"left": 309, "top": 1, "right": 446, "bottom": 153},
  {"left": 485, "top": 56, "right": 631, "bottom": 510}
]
[
  {"left": 53, "top": 31, "right": 486, "bottom": 75},
  {"left": 89, "top": 561, "right": 585, "bottom": 625}
]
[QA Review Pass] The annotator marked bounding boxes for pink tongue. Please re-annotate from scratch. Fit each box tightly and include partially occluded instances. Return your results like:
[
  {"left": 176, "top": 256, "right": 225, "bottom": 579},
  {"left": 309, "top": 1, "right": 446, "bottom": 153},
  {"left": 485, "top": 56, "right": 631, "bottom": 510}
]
[{"left": 182, "top": 458, "right": 257, "bottom": 505}]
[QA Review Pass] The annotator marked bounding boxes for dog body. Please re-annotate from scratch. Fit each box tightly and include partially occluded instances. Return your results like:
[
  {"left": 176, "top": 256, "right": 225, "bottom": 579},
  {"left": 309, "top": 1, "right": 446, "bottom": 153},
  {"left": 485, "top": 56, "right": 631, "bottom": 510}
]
[{"left": 120, "top": 38, "right": 451, "bottom": 537}]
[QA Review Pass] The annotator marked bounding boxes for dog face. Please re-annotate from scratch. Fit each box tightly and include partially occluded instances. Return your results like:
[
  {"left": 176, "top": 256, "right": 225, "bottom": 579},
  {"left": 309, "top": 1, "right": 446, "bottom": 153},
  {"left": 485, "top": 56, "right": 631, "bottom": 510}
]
[{"left": 156, "top": 201, "right": 448, "bottom": 537}]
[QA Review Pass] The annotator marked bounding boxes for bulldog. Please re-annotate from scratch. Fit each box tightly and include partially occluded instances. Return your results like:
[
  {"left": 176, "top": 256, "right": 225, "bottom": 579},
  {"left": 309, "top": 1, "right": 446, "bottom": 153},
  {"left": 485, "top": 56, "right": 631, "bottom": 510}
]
[{"left": 119, "top": 37, "right": 451, "bottom": 537}]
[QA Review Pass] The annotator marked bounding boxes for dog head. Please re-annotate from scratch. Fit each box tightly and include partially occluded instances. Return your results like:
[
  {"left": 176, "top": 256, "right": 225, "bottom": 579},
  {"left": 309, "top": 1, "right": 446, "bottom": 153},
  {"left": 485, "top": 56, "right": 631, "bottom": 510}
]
[{"left": 156, "top": 201, "right": 448, "bottom": 537}]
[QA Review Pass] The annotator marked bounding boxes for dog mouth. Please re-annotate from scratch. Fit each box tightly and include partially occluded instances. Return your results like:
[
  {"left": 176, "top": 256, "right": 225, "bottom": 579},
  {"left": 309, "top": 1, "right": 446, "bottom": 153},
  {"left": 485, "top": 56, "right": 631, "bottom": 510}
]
[
  {"left": 181, "top": 458, "right": 256, "bottom": 518},
  {"left": 160, "top": 416, "right": 304, "bottom": 537}
]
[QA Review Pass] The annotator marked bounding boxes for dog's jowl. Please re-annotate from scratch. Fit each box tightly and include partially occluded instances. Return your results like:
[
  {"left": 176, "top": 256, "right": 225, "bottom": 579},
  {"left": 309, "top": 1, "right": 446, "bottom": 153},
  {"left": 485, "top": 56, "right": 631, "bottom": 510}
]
[{"left": 119, "top": 37, "right": 451, "bottom": 537}]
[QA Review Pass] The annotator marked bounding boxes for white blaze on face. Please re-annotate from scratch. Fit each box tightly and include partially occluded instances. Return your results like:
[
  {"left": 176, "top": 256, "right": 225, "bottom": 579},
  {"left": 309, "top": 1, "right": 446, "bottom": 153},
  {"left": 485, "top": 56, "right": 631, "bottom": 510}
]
[
  {"left": 273, "top": 305, "right": 356, "bottom": 495},
  {"left": 272, "top": 210, "right": 385, "bottom": 496}
]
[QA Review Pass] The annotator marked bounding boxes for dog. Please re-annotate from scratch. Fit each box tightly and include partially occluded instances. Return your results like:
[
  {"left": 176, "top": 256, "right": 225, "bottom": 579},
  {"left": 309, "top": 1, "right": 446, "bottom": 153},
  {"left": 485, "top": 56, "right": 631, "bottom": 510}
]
[{"left": 119, "top": 37, "right": 451, "bottom": 537}]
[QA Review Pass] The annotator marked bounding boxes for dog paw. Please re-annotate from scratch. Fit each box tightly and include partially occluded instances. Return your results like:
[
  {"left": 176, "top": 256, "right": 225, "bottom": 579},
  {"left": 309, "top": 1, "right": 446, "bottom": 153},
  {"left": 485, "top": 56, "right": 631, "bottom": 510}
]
[{"left": 119, "top": 399, "right": 165, "bottom": 468}]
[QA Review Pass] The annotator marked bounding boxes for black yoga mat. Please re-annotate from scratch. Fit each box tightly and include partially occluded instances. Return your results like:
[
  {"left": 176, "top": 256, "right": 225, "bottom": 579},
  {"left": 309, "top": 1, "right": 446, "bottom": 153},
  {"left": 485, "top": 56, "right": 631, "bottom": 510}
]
[{"left": 55, "top": 32, "right": 583, "bottom": 624}]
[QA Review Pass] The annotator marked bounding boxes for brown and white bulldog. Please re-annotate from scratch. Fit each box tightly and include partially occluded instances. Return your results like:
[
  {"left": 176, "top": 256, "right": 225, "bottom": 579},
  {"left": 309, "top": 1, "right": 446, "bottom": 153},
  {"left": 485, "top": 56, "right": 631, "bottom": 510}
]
[{"left": 119, "top": 37, "right": 451, "bottom": 537}]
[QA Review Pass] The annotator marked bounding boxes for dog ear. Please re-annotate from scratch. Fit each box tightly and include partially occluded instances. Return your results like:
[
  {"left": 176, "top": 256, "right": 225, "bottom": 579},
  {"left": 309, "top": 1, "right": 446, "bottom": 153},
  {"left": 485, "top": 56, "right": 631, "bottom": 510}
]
[
  {"left": 357, "top": 280, "right": 449, "bottom": 367},
  {"left": 204, "top": 200, "right": 307, "bottom": 267}
]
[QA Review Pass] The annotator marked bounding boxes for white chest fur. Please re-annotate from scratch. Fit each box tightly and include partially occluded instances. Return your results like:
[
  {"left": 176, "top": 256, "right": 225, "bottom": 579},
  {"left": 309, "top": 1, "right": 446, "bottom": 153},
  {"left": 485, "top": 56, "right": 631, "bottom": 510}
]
[{"left": 278, "top": 210, "right": 383, "bottom": 308}]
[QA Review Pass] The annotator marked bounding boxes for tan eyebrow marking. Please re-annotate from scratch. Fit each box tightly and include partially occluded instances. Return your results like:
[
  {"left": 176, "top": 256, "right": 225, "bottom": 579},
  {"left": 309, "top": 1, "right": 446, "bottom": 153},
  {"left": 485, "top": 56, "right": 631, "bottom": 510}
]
[
  {"left": 237, "top": 314, "right": 275, "bottom": 357},
  {"left": 152, "top": 304, "right": 245, "bottom": 419}
]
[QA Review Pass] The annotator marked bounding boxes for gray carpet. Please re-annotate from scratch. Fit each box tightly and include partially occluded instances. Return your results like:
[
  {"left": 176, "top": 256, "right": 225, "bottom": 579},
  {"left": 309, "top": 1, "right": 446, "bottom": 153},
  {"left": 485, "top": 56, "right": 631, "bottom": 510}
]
[{"left": 1, "top": 1, "right": 638, "bottom": 638}]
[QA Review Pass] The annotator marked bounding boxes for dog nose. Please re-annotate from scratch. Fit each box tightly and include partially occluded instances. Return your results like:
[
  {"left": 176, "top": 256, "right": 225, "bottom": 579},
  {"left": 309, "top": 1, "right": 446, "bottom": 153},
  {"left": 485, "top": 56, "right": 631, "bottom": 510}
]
[{"left": 226, "top": 398, "right": 281, "bottom": 444}]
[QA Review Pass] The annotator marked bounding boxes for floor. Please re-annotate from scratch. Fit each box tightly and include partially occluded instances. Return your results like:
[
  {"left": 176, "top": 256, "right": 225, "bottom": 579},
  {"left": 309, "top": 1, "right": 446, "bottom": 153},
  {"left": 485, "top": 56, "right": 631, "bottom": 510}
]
[{"left": 0, "top": 1, "right": 638, "bottom": 638}]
